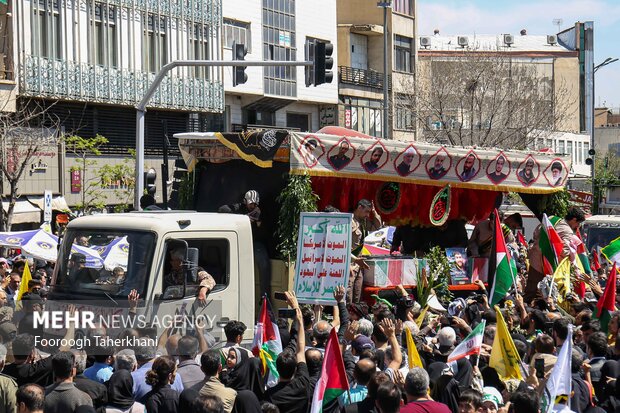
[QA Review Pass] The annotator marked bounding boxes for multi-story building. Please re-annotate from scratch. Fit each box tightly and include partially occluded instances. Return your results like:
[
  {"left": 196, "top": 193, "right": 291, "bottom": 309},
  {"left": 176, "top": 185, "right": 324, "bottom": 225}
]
[
  {"left": 2, "top": 0, "right": 225, "bottom": 223},
  {"left": 219, "top": 0, "right": 338, "bottom": 132},
  {"left": 336, "top": 0, "right": 416, "bottom": 141},
  {"left": 416, "top": 32, "right": 582, "bottom": 147}
]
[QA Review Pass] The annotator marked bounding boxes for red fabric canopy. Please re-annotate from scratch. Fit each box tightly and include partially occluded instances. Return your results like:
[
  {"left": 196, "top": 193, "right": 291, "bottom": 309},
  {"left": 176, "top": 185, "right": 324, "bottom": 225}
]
[{"left": 311, "top": 176, "right": 501, "bottom": 226}]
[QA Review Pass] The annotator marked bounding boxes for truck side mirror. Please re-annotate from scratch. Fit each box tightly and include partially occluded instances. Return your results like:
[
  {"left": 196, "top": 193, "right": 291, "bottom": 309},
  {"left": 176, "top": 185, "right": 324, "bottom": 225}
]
[{"left": 186, "top": 247, "right": 199, "bottom": 282}]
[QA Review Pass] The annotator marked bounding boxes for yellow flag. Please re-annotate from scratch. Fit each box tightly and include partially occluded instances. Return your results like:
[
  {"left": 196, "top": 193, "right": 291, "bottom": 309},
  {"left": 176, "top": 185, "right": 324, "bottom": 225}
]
[
  {"left": 405, "top": 327, "right": 423, "bottom": 369},
  {"left": 415, "top": 306, "right": 428, "bottom": 328},
  {"left": 553, "top": 258, "right": 572, "bottom": 303},
  {"left": 17, "top": 262, "right": 32, "bottom": 300},
  {"left": 489, "top": 305, "right": 523, "bottom": 381}
]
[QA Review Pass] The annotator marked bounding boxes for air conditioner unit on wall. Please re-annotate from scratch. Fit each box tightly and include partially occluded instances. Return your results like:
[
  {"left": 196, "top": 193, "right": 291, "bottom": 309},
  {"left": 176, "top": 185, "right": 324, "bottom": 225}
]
[
  {"left": 458, "top": 36, "right": 469, "bottom": 47},
  {"left": 503, "top": 34, "right": 514, "bottom": 46},
  {"left": 419, "top": 36, "right": 431, "bottom": 48},
  {"left": 547, "top": 35, "right": 558, "bottom": 45}
]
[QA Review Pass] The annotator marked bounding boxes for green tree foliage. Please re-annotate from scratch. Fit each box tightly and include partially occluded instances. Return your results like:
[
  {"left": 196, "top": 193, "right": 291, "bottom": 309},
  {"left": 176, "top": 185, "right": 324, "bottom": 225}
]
[
  {"left": 275, "top": 173, "right": 319, "bottom": 260},
  {"left": 538, "top": 188, "right": 571, "bottom": 218},
  {"left": 593, "top": 153, "right": 620, "bottom": 213},
  {"left": 98, "top": 149, "right": 135, "bottom": 213},
  {"left": 64, "top": 134, "right": 109, "bottom": 213},
  {"left": 415, "top": 246, "right": 453, "bottom": 307}
]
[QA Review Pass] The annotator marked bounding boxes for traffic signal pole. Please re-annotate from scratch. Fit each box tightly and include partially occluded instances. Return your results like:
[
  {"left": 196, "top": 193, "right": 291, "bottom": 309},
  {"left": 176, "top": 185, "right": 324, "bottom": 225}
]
[{"left": 134, "top": 59, "right": 312, "bottom": 210}]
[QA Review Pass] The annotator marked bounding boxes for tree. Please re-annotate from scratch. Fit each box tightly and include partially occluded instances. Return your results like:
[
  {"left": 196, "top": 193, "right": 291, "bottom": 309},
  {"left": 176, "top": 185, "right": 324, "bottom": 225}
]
[
  {"left": 592, "top": 151, "right": 620, "bottom": 213},
  {"left": 0, "top": 100, "right": 59, "bottom": 231},
  {"left": 399, "top": 51, "right": 576, "bottom": 149},
  {"left": 64, "top": 134, "right": 109, "bottom": 214},
  {"left": 97, "top": 149, "right": 136, "bottom": 212}
]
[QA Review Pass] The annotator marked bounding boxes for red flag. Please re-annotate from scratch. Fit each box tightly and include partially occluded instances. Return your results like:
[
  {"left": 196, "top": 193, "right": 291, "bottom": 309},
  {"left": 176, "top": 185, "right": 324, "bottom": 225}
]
[
  {"left": 310, "top": 329, "right": 349, "bottom": 412},
  {"left": 517, "top": 232, "right": 527, "bottom": 248},
  {"left": 592, "top": 251, "right": 601, "bottom": 272}
]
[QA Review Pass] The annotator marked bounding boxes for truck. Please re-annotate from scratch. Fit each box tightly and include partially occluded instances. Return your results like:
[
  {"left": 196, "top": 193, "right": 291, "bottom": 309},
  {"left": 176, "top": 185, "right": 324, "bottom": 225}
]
[
  {"left": 582, "top": 215, "right": 620, "bottom": 252},
  {"left": 49, "top": 211, "right": 256, "bottom": 344}
]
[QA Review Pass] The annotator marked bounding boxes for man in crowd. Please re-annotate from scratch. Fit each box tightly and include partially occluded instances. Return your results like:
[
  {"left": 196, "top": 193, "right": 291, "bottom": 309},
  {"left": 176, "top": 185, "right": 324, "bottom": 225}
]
[
  {"left": 44, "top": 351, "right": 92, "bottom": 413},
  {"left": 349, "top": 199, "right": 382, "bottom": 304}
]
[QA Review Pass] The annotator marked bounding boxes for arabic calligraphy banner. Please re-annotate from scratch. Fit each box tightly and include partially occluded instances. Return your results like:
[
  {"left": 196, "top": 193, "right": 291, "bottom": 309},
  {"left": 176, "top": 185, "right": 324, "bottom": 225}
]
[
  {"left": 294, "top": 212, "right": 352, "bottom": 305},
  {"left": 289, "top": 132, "right": 571, "bottom": 194}
]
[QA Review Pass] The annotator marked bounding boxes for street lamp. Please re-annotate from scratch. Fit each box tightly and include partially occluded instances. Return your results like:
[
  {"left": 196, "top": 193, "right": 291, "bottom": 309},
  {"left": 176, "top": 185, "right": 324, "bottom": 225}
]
[
  {"left": 589, "top": 56, "right": 618, "bottom": 214},
  {"left": 377, "top": 1, "right": 391, "bottom": 140}
]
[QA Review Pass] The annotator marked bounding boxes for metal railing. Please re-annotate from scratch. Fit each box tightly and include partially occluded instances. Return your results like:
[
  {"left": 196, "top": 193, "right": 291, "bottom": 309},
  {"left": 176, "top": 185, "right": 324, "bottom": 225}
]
[
  {"left": 231, "top": 124, "right": 301, "bottom": 132},
  {"left": 339, "top": 66, "right": 390, "bottom": 90}
]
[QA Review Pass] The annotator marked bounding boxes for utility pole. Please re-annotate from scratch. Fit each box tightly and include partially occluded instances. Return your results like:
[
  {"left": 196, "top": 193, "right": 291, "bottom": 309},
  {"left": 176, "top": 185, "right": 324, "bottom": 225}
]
[
  {"left": 134, "top": 59, "right": 313, "bottom": 210},
  {"left": 378, "top": 1, "right": 391, "bottom": 140}
]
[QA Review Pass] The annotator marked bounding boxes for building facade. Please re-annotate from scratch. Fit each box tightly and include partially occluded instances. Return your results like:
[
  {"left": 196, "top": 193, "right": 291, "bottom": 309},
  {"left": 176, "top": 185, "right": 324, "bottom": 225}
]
[
  {"left": 220, "top": 0, "right": 338, "bottom": 133},
  {"left": 416, "top": 33, "right": 581, "bottom": 147},
  {"left": 336, "top": 0, "right": 416, "bottom": 141}
]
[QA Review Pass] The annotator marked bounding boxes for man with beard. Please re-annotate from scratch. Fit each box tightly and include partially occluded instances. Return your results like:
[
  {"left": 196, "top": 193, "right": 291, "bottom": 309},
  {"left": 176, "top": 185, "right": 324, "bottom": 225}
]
[
  {"left": 518, "top": 158, "right": 537, "bottom": 185},
  {"left": 459, "top": 154, "right": 477, "bottom": 181},
  {"left": 396, "top": 148, "right": 416, "bottom": 176}
]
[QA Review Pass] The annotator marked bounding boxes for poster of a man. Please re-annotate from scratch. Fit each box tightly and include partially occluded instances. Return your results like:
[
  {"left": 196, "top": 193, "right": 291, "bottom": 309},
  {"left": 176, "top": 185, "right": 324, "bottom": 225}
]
[
  {"left": 299, "top": 138, "right": 322, "bottom": 167},
  {"left": 458, "top": 153, "right": 478, "bottom": 182},
  {"left": 363, "top": 146, "right": 385, "bottom": 173},
  {"left": 328, "top": 140, "right": 352, "bottom": 170},
  {"left": 517, "top": 157, "right": 538, "bottom": 186},
  {"left": 487, "top": 155, "right": 509, "bottom": 184},
  {"left": 395, "top": 147, "right": 418, "bottom": 176},
  {"left": 446, "top": 248, "right": 468, "bottom": 285},
  {"left": 427, "top": 154, "right": 448, "bottom": 179},
  {"left": 550, "top": 161, "right": 564, "bottom": 186}
]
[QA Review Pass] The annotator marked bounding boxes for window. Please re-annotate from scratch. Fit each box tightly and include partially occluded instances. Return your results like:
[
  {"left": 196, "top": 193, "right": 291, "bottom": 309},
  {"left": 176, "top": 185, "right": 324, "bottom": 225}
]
[
  {"left": 162, "top": 238, "right": 230, "bottom": 298},
  {"left": 395, "top": 107, "right": 414, "bottom": 131},
  {"left": 90, "top": 2, "right": 117, "bottom": 67},
  {"left": 223, "top": 19, "right": 251, "bottom": 52},
  {"left": 393, "top": 0, "right": 413, "bottom": 15},
  {"left": 287, "top": 113, "right": 309, "bottom": 131},
  {"left": 340, "top": 97, "right": 383, "bottom": 138},
  {"left": 394, "top": 35, "right": 412, "bottom": 72},
  {"left": 143, "top": 13, "right": 167, "bottom": 73},
  {"left": 263, "top": 0, "right": 296, "bottom": 97},
  {"left": 33, "top": 0, "right": 62, "bottom": 59},
  {"left": 567, "top": 141, "right": 574, "bottom": 163},
  {"left": 558, "top": 140, "right": 565, "bottom": 155},
  {"left": 189, "top": 23, "right": 210, "bottom": 78}
]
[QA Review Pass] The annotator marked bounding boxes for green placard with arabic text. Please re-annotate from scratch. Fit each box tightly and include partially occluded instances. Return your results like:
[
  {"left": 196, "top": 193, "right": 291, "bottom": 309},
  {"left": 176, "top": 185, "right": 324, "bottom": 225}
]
[{"left": 294, "top": 212, "right": 352, "bottom": 305}]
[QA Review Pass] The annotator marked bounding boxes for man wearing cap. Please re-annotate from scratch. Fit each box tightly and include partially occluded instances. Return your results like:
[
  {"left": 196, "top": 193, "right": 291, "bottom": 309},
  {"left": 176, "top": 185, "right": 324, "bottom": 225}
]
[{"left": 219, "top": 190, "right": 271, "bottom": 299}]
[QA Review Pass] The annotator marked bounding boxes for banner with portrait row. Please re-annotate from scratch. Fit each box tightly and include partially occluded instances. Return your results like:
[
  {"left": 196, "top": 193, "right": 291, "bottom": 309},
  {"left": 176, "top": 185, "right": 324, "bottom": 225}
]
[{"left": 289, "top": 132, "right": 571, "bottom": 194}]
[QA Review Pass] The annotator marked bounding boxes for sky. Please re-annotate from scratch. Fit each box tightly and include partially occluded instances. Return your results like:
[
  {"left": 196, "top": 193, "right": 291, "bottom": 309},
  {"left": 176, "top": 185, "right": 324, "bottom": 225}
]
[{"left": 418, "top": 0, "right": 620, "bottom": 110}]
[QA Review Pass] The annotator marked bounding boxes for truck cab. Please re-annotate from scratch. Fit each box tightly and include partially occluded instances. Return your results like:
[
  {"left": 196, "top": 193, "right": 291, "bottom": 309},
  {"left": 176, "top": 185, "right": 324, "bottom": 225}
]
[
  {"left": 582, "top": 215, "right": 620, "bottom": 252},
  {"left": 49, "top": 211, "right": 255, "bottom": 344}
]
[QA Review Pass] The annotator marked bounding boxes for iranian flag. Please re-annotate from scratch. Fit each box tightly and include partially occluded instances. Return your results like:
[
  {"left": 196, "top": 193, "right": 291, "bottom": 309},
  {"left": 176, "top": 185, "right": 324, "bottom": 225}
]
[
  {"left": 252, "top": 297, "right": 283, "bottom": 387},
  {"left": 595, "top": 263, "right": 617, "bottom": 335},
  {"left": 447, "top": 320, "right": 486, "bottom": 363},
  {"left": 310, "top": 329, "right": 349, "bottom": 413},
  {"left": 489, "top": 209, "right": 517, "bottom": 306},
  {"left": 539, "top": 214, "right": 565, "bottom": 275},
  {"left": 602, "top": 237, "right": 620, "bottom": 266}
]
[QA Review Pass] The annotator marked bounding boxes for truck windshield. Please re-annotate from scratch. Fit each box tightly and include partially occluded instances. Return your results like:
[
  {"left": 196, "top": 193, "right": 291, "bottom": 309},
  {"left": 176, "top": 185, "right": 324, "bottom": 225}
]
[
  {"left": 585, "top": 226, "right": 620, "bottom": 252},
  {"left": 52, "top": 229, "right": 156, "bottom": 299}
]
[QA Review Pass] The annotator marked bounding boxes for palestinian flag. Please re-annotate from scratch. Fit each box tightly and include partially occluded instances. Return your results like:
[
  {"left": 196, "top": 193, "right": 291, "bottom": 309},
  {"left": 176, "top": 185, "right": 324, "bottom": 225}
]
[
  {"left": 252, "top": 297, "right": 282, "bottom": 387},
  {"left": 602, "top": 237, "right": 620, "bottom": 266},
  {"left": 310, "top": 329, "right": 349, "bottom": 413},
  {"left": 594, "top": 263, "right": 617, "bottom": 335},
  {"left": 489, "top": 209, "right": 517, "bottom": 306},
  {"left": 574, "top": 231, "right": 590, "bottom": 298},
  {"left": 447, "top": 320, "right": 486, "bottom": 363},
  {"left": 539, "top": 214, "right": 565, "bottom": 275}
]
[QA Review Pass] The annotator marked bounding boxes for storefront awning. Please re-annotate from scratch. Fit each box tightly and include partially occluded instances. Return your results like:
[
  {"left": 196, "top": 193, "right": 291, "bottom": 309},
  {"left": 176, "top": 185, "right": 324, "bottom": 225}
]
[
  {"left": 1, "top": 199, "right": 42, "bottom": 225},
  {"left": 27, "top": 195, "right": 71, "bottom": 212}
]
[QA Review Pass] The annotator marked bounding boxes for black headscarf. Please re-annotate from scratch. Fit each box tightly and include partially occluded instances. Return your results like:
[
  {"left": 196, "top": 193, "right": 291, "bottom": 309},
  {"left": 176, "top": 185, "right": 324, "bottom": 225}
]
[
  {"left": 106, "top": 370, "right": 135, "bottom": 410},
  {"left": 179, "top": 388, "right": 199, "bottom": 412},
  {"left": 453, "top": 358, "right": 474, "bottom": 390},
  {"left": 430, "top": 375, "right": 460, "bottom": 413},
  {"left": 221, "top": 348, "right": 265, "bottom": 400},
  {"left": 232, "top": 390, "right": 262, "bottom": 413}
]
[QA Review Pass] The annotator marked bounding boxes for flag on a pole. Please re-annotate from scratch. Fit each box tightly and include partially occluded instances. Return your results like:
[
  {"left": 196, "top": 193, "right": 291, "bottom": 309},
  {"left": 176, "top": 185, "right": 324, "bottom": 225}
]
[
  {"left": 415, "top": 306, "right": 428, "bottom": 329},
  {"left": 594, "top": 263, "right": 617, "bottom": 335},
  {"left": 541, "top": 325, "right": 573, "bottom": 413},
  {"left": 592, "top": 249, "right": 601, "bottom": 272},
  {"left": 251, "top": 297, "right": 283, "bottom": 387},
  {"left": 489, "top": 305, "right": 523, "bottom": 381},
  {"left": 517, "top": 231, "right": 527, "bottom": 248},
  {"left": 539, "top": 214, "right": 565, "bottom": 275},
  {"left": 602, "top": 237, "right": 620, "bottom": 267},
  {"left": 489, "top": 209, "right": 517, "bottom": 306},
  {"left": 552, "top": 258, "right": 572, "bottom": 303},
  {"left": 310, "top": 329, "right": 349, "bottom": 413},
  {"left": 447, "top": 320, "right": 486, "bottom": 363},
  {"left": 405, "top": 326, "right": 423, "bottom": 369},
  {"left": 17, "top": 262, "right": 32, "bottom": 300}
]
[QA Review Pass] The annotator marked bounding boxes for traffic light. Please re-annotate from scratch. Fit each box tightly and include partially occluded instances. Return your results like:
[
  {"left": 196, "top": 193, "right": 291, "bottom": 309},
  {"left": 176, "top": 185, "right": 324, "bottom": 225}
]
[
  {"left": 305, "top": 42, "right": 315, "bottom": 87},
  {"left": 232, "top": 41, "right": 248, "bottom": 86},
  {"left": 313, "top": 41, "right": 333, "bottom": 86},
  {"left": 144, "top": 168, "right": 157, "bottom": 196}
]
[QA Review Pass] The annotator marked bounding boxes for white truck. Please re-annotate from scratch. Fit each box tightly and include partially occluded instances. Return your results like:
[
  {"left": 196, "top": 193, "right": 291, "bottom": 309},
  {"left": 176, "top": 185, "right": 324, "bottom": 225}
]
[{"left": 49, "top": 211, "right": 256, "bottom": 344}]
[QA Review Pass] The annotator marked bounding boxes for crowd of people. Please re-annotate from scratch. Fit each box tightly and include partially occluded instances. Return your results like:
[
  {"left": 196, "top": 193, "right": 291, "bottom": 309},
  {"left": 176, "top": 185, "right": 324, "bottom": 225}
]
[{"left": 0, "top": 203, "right": 617, "bottom": 413}]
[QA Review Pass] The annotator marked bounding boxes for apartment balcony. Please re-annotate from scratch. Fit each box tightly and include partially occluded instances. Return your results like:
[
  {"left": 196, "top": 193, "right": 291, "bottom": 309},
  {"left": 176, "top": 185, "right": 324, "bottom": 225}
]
[
  {"left": 339, "top": 66, "right": 391, "bottom": 90},
  {"left": 19, "top": 55, "right": 224, "bottom": 112}
]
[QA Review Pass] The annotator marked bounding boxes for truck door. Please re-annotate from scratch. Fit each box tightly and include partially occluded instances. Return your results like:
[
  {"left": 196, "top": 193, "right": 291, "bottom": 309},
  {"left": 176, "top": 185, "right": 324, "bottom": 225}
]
[{"left": 153, "top": 232, "right": 238, "bottom": 345}]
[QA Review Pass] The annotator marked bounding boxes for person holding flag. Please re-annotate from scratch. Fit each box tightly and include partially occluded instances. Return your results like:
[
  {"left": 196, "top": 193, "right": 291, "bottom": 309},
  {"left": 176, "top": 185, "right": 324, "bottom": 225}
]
[
  {"left": 594, "top": 263, "right": 617, "bottom": 335},
  {"left": 488, "top": 209, "right": 518, "bottom": 307},
  {"left": 252, "top": 296, "right": 283, "bottom": 388},
  {"left": 525, "top": 207, "right": 585, "bottom": 301},
  {"left": 541, "top": 325, "right": 573, "bottom": 413},
  {"left": 490, "top": 305, "right": 523, "bottom": 381}
]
